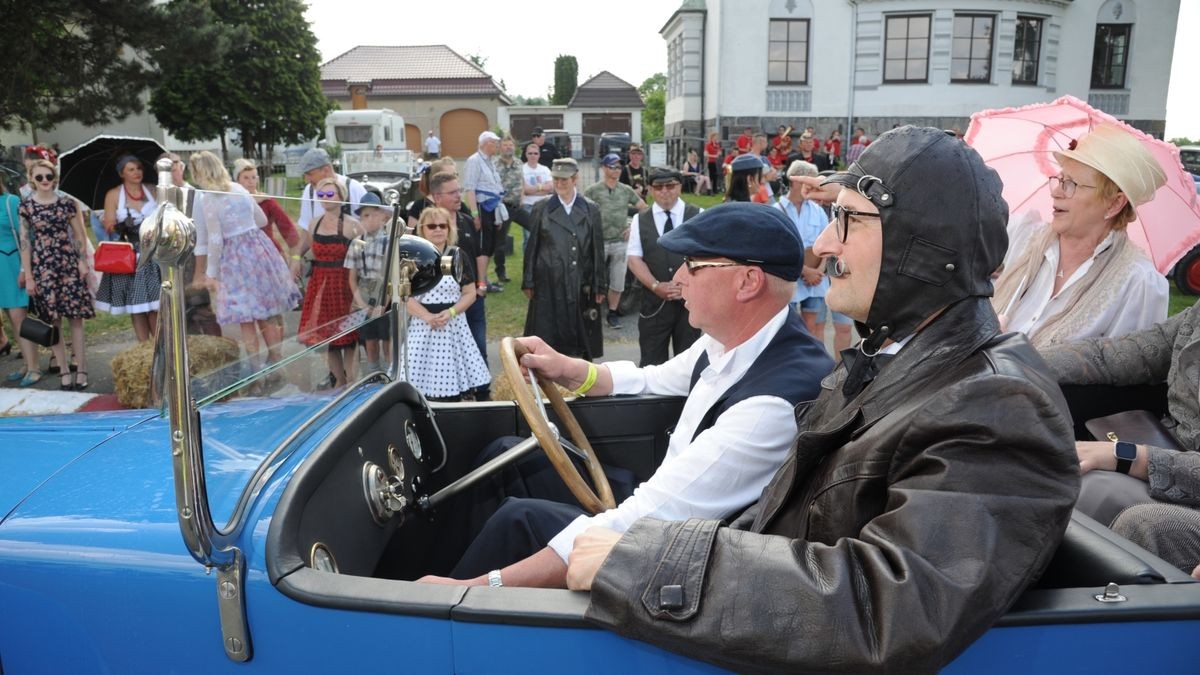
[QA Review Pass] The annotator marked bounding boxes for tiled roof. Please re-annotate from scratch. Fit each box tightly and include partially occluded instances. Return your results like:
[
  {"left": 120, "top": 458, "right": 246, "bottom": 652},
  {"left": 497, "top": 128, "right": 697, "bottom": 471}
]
[
  {"left": 568, "top": 71, "right": 644, "bottom": 109},
  {"left": 320, "top": 45, "right": 507, "bottom": 100}
]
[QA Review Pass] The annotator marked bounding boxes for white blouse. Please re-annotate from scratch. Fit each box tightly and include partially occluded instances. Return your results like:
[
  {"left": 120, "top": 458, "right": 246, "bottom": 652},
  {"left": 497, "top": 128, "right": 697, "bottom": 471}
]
[{"left": 1001, "top": 211, "right": 1167, "bottom": 342}]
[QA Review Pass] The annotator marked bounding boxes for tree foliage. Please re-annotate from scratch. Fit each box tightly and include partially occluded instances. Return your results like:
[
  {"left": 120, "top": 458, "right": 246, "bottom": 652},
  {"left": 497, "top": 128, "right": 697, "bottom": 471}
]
[
  {"left": 151, "top": 0, "right": 332, "bottom": 159},
  {"left": 551, "top": 55, "right": 578, "bottom": 105},
  {"left": 639, "top": 73, "right": 666, "bottom": 142},
  {"left": 0, "top": 0, "right": 228, "bottom": 136}
]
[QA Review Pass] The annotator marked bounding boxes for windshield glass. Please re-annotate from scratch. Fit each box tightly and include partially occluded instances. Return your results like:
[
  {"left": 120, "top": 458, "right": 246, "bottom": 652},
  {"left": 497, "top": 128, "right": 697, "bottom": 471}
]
[
  {"left": 169, "top": 188, "right": 406, "bottom": 528},
  {"left": 342, "top": 149, "right": 418, "bottom": 175},
  {"left": 334, "top": 125, "right": 373, "bottom": 144},
  {"left": 181, "top": 190, "right": 401, "bottom": 412}
]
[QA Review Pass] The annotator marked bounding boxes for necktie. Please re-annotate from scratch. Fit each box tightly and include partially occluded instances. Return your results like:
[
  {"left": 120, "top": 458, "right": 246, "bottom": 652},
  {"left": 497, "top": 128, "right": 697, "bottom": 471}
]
[{"left": 663, "top": 211, "right": 674, "bottom": 234}]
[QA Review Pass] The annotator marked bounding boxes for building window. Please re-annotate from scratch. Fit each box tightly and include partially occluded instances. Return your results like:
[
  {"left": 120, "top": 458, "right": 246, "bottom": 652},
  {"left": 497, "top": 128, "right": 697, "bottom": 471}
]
[
  {"left": 884, "top": 14, "right": 931, "bottom": 83},
  {"left": 768, "top": 19, "right": 809, "bottom": 85},
  {"left": 668, "top": 35, "right": 684, "bottom": 99},
  {"left": 1091, "top": 24, "right": 1131, "bottom": 89},
  {"left": 1012, "top": 16, "right": 1042, "bottom": 85},
  {"left": 951, "top": 14, "right": 994, "bottom": 82}
]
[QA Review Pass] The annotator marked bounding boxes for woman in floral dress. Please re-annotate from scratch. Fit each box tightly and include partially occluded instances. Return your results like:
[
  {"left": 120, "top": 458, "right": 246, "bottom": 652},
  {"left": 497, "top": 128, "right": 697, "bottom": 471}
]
[
  {"left": 405, "top": 207, "right": 490, "bottom": 401},
  {"left": 298, "top": 177, "right": 361, "bottom": 388},
  {"left": 96, "top": 155, "right": 160, "bottom": 342},
  {"left": 18, "top": 160, "right": 95, "bottom": 390},
  {"left": 189, "top": 151, "right": 300, "bottom": 368}
]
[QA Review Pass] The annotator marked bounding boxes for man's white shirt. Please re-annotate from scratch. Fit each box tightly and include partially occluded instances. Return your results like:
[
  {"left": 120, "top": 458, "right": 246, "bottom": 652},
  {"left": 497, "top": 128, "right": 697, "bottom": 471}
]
[{"left": 547, "top": 307, "right": 799, "bottom": 561}]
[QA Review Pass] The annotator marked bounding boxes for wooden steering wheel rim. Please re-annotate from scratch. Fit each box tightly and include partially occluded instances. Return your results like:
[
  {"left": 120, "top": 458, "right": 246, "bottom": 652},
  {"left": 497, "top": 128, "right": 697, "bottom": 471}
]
[{"left": 499, "top": 337, "right": 616, "bottom": 514}]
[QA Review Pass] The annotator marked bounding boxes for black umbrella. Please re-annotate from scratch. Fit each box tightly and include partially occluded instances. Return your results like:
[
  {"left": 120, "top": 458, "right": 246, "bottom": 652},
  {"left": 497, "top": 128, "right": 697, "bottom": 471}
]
[{"left": 58, "top": 135, "right": 167, "bottom": 211}]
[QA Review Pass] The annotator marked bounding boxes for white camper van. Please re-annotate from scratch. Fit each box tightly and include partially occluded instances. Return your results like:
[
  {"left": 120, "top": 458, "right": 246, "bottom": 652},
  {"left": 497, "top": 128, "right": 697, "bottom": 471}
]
[{"left": 324, "top": 109, "right": 406, "bottom": 152}]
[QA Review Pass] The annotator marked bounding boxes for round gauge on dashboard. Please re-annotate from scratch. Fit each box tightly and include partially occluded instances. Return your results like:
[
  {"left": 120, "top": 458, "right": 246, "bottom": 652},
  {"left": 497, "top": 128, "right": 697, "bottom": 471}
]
[
  {"left": 405, "top": 419, "right": 422, "bottom": 462},
  {"left": 387, "top": 444, "right": 405, "bottom": 480},
  {"left": 310, "top": 543, "right": 339, "bottom": 573}
]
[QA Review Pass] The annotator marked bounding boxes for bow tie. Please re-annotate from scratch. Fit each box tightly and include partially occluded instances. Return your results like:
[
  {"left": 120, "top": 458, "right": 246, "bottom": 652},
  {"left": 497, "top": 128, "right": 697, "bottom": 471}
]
[{"left": 839, "top": 347, "right": 896, "bottom": 397}]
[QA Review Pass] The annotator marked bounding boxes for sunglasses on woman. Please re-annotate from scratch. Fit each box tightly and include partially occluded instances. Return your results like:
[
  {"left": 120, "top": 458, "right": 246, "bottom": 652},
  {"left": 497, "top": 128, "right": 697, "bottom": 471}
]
[
  {"left": 315, "top": 190, "right": 338, "bottom": 198},
  {"left": 33, "top": 173, "right": 55, "bottom": 183},
  {"left": 424, "top": 222, "right": 449, "bottom": 230}
]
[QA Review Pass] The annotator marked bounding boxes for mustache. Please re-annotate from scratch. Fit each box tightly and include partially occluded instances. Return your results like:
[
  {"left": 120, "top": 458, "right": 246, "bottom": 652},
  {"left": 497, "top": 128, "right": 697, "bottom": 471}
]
[{"left": 826, "top": 256, "right": 849, "bottom": 278}]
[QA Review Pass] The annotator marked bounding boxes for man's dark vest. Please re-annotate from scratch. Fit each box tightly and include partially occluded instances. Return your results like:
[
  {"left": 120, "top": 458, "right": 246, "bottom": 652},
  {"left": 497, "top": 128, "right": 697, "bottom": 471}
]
[
  {"left": 638, "top": 203, "right": 701, "bottom": 282},
  {"left": 688, "top": 310, "right": 834, "bottom": 441}
]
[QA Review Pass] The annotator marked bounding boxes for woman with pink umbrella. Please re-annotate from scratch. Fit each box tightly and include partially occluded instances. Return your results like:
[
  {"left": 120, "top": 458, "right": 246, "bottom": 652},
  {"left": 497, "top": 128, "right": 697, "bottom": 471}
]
[{"left": 992, "top": 123, "right": 1168, "bottom": 348}]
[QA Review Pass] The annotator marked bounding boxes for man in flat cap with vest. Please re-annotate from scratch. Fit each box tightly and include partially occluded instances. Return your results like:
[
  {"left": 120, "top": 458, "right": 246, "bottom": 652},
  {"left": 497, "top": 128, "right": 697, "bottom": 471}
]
[
  {"left": 564, "top": 127, "right": 1080, "bottom": 673},
  {"left": 627, "top": 168, "right": 704, "bottom": 365},
  {"left": 420, "top": 202, "right": 834, "bottom": 588}
]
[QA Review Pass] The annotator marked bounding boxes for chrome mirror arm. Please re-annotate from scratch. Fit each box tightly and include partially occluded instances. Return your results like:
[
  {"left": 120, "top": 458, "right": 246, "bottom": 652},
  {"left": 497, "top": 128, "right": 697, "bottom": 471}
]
[{"left": 147, "top": 158, "right": 252, "bottom": 662}]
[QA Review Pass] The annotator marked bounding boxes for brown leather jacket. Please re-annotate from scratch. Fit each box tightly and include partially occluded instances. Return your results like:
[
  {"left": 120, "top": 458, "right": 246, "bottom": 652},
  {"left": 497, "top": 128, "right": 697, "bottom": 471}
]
[{"left": 586, "top": 298, "right": 1080, "bottom": 673}]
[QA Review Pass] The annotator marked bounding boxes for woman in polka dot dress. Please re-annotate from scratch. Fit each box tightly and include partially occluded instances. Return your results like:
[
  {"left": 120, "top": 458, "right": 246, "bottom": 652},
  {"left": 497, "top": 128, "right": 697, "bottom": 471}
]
[{"left": 404, "top": 207, "right": 491, "bottom": 400}]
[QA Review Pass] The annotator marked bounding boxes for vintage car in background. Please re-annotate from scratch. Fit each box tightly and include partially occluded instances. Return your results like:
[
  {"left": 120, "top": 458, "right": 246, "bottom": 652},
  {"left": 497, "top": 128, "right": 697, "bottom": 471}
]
[
  {"left": 341, "top": 148, "right": 425, "bottom": 209},
  {"left": 1, "top": 162, "right": 1199, "bottom": 673}
]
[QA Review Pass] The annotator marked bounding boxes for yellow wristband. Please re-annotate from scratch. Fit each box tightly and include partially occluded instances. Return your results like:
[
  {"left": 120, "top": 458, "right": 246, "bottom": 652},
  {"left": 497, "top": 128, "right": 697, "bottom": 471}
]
[
  {"left": 449, "top": 307, "right": 457, "bottom": 318},
  {"left": 573, "top": 362, "right": 598, "bottom": 397},
  {"left": 291, "top": 254, "right": 301, "bottom": 260}
]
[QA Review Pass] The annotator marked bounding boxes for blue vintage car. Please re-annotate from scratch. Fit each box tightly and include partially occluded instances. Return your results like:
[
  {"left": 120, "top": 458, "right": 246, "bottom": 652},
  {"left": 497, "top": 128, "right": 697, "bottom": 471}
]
[{"left": 2, "top": 162, "right": 1198, "bottom": 673}]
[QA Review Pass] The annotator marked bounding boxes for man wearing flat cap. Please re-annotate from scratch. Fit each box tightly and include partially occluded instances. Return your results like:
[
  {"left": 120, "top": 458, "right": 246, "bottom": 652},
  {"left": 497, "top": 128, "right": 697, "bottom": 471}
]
[
  {"left": 420, "top": 202, "right": 834, "bottom": 588},
  {"left": 626, "top": 168, "right": 703, "bottom": 365},
  {"left": 522, "top": 158, "right": 608, "bottom": 359},
  {"left": 565, "top": 127, "right": 1080, "bottom": 673}
]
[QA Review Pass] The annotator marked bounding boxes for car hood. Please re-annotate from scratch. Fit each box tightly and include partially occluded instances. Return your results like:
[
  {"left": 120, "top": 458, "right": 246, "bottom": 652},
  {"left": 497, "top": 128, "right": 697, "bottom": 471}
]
[
  {"left": 0, "top": 409, "right": 156, "bottom": 522},
  {"left": 0, "top": 389, "right": 372, "bottom": 554}
]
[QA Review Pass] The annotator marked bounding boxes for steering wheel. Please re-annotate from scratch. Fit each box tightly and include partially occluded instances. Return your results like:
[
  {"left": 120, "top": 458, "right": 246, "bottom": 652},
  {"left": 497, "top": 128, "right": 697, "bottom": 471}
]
[{"left": 499, "top": 337, "right": 616, "bottom": 514}]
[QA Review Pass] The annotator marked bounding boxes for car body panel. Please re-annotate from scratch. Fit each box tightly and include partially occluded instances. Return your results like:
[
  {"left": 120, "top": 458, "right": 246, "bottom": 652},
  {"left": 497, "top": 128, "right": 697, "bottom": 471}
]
[{"left": 0, "top": 410, "right": 155, "bottom": 520}]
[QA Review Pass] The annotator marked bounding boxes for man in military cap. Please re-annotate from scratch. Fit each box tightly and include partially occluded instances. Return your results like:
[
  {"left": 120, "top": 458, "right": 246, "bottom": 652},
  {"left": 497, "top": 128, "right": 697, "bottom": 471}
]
[
  {"left": 565, "top": 127, "right": 1081, "bottom": 673},
  {"left": 627, "top": 168, "right": 704, "bottom": 365},
  {"left": 522, "top": 158, "right": 607, "bottom": 359},
  {"left": 420, "top": 202, "right": 834, "bottom": 588}
]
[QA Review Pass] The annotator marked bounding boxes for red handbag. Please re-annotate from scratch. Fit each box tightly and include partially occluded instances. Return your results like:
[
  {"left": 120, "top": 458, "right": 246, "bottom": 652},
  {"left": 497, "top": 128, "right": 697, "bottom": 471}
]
[{"left": 94, "top": 241, "right": 136, "bottom": 275}]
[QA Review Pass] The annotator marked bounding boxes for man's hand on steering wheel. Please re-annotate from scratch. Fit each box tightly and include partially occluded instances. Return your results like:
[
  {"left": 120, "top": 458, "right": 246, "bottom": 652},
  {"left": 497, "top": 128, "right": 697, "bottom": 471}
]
[{"left": 513, "top": 336, "right": 613, "bottom": 397}]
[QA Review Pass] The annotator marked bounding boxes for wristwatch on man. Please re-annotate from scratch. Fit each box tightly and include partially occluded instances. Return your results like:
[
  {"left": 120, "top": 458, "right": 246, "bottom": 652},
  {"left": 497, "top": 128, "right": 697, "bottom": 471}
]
[
  {"left": 487, "top": 569, "right": 503, "bottom": 587},
  {"left": 1113, "top": 441, "right": 1137, "bottom": 475}
]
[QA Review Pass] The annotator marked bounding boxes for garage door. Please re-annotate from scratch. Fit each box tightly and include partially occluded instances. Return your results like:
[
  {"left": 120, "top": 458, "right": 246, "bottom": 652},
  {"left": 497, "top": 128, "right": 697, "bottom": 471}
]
[
  {"left": 405, "top": 124, "right": 421, "bottom": 153},
  {"left": 440, "top": 109, "right": 489, "bottom": 158},
  {"left": 582, "top": 113, "right": 632, "bottom": 158},
  {"left": 510, "top": 114, "right": 565, "bottom": 145}
]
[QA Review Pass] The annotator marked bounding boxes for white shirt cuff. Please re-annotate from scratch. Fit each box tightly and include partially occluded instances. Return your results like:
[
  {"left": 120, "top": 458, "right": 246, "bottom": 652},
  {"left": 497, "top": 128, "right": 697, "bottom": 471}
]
[{"left": 547, "top": 514, "right": 595, "bottom": 563}]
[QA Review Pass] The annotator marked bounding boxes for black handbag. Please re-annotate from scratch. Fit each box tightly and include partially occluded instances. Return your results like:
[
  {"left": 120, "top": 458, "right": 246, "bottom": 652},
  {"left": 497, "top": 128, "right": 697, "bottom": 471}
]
[{"left": 19, "top": 314, "right": 60, "bottom": 347}]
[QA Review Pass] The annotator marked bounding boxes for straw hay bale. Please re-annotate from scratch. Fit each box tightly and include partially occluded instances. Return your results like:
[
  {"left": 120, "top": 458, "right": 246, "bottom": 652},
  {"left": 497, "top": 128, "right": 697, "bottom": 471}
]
[{"left": 110, "top": 335, "right": 241, "bottom": 408}]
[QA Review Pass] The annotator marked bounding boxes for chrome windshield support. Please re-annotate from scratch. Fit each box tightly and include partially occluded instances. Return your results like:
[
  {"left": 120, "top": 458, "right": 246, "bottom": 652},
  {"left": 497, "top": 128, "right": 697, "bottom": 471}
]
[{"left": 147, "top": 158, "right": 252, "bottom": 662}]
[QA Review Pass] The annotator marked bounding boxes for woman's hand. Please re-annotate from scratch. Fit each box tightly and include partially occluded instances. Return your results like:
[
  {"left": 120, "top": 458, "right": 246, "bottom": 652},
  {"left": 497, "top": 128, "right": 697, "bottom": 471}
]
[
  {"left": 78, "top": 259, "right": 89, "bottom": 280},
  {"left": 288, "top": 257, "right": 302, "bottom": 279},
  {"left": 24, "top": 275, "right": 37, "bottom": 296},
  {"left": 801, "top": 266, "right": 823, "bottom": 286}
]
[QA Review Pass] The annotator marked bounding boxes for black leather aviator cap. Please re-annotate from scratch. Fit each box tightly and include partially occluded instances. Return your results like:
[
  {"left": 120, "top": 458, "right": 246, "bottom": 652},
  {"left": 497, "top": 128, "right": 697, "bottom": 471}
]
[{"left": 821, "top": 126, "right": 1009, "bottom": 352}]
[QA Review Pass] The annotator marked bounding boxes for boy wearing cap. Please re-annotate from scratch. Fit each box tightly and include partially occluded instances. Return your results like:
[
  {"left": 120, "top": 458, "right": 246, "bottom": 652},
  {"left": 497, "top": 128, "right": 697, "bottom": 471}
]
[
  {"left": 619, "top": 144, "right": 648, "bottom": 201},
  {"left": 584, "top": 154, "right": 648, "bottom": 329},
  {"left": 346, "top": 194, "right": 392, "bottom": 371},
  {"left": 566, "top": 127, "right": 1079, "bottom": 674}
]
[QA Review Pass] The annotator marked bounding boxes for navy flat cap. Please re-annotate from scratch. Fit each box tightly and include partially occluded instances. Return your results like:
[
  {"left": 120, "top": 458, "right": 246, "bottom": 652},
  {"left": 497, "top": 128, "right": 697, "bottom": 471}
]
[
  {"left": 659, "top": 202, "right": 802, "bottom": 281},
  {"left": 730, "top": 153, "right": 764, "bottom": 172}
]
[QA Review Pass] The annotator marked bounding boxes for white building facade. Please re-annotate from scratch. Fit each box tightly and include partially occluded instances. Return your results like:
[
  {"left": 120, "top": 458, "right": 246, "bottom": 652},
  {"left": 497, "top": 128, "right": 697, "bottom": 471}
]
[{"left": 662, "top": 0, "right": 1178, "bottom": 153}]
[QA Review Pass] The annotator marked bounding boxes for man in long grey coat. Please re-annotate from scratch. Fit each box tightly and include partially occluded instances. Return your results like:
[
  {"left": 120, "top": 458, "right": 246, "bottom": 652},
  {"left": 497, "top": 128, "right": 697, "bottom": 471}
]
[{"left": 522, "top": 158, "right": 606, "bottom": 359}]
